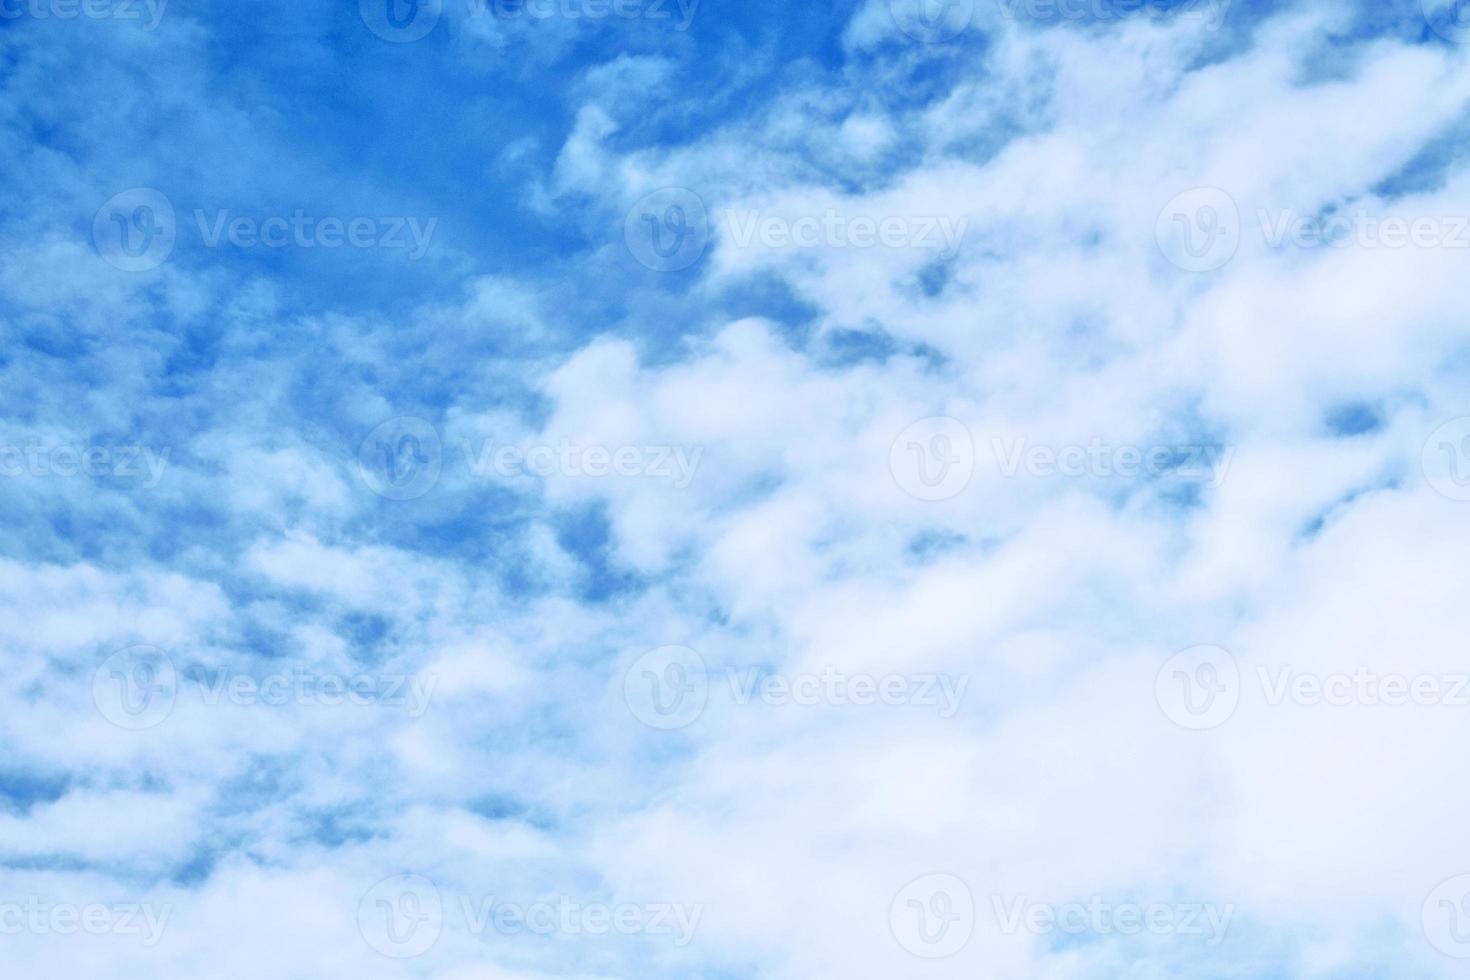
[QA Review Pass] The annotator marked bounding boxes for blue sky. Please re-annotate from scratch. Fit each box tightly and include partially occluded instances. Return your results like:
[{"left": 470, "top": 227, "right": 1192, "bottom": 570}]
[{"left": 4, "top": 0, "right": 1470, "bottom": 977}]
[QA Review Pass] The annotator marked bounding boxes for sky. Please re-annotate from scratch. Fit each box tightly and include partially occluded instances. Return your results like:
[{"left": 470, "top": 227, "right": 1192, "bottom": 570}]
[{"left": 3, "top": 0, "right": 1470, "bottom": 976}]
